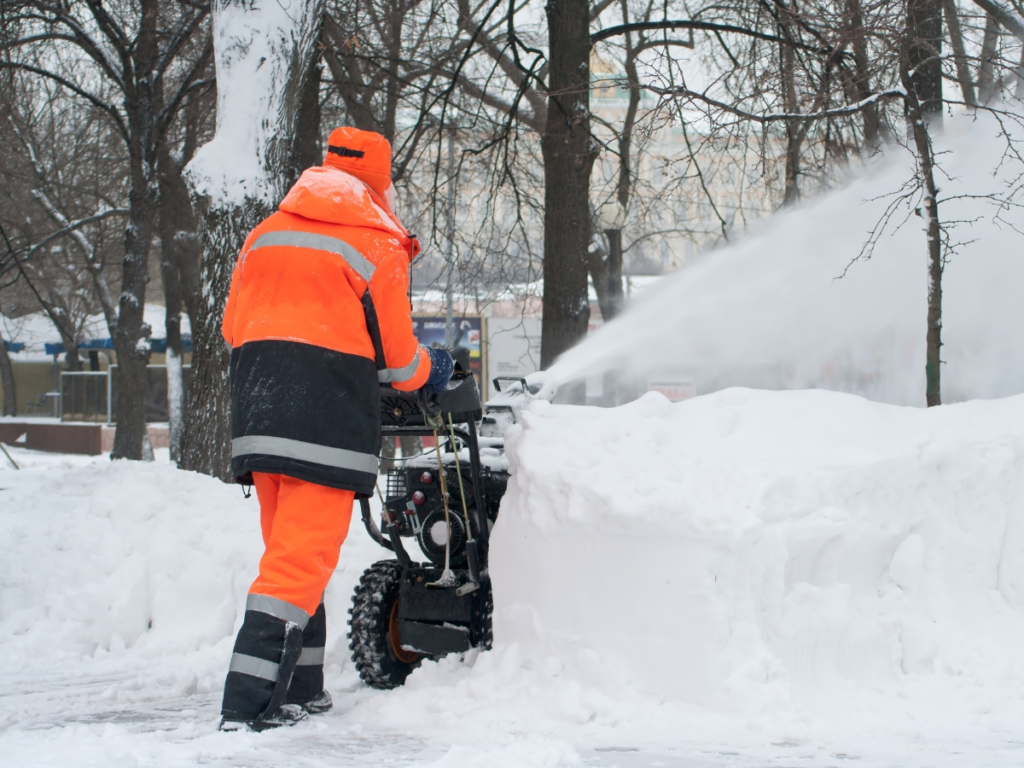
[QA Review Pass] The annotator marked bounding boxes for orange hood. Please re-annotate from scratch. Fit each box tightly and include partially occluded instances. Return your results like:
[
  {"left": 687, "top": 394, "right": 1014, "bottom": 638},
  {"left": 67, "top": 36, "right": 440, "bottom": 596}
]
[{"left": 278, "top": 167, "right": 420, "bottom": 260}]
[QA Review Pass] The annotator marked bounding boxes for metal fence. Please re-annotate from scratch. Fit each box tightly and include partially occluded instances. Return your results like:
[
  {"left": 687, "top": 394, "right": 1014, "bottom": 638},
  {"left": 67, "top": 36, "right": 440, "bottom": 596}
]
[
  {"left": 60, "top": 365, "right": 192, "bottom": 423},
  {"left": 60, "top": 372, "right": 109, "bottom": 422}
]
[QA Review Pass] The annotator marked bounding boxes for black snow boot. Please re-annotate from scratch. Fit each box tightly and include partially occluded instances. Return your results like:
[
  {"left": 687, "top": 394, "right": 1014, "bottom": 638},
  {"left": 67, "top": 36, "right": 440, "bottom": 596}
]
[
  {"left": 286, "top": 602, "right": 333, "bottom": 714},
  {"left": 220, "top": 594, "right": 309, "bottom": 732}
]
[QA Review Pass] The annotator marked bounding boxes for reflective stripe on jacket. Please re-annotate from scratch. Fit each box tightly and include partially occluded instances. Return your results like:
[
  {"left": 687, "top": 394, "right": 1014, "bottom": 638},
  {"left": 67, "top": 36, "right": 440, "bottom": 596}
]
[{"left": 222, "top": 166, "right": 430, "bottom": 494}]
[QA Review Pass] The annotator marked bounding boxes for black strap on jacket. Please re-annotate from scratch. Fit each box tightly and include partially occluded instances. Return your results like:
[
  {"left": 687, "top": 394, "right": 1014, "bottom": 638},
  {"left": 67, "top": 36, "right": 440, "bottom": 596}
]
[{"left": 361, "top": 291, "right": 387, "bottom": 372}]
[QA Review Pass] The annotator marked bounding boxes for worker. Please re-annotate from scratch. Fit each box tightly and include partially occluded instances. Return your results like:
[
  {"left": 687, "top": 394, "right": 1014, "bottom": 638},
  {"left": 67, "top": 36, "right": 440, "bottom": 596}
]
[{"left": 218, "top": 127, "right": 454, "bottom": 731}]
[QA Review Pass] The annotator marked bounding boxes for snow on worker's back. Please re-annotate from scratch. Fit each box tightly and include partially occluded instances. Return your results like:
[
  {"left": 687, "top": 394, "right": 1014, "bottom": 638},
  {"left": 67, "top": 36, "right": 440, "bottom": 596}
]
[{"left": 490, "top": 387, "right": 1024, "bottom": 728}]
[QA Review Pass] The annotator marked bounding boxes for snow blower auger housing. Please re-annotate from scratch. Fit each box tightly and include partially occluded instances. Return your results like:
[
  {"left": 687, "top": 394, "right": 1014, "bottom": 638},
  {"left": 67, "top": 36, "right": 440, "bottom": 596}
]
[{"left": 349, "top": 349, "right": 535, "bottom": 689}]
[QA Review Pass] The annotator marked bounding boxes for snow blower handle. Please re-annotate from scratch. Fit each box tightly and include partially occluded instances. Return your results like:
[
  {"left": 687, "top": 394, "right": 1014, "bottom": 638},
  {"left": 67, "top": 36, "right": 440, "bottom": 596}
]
[
  {"left": 417, "top": 387, "right": 443, "bottom": 425},
  {"left": 492, "top": 376, "right": 528, "bottom": 393}
]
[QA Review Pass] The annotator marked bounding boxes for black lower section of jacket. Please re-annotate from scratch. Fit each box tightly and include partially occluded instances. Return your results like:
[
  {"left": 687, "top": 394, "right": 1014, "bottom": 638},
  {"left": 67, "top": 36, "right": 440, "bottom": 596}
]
[{"left": 230, "top": 340, "right": 380, "bottom": 494}]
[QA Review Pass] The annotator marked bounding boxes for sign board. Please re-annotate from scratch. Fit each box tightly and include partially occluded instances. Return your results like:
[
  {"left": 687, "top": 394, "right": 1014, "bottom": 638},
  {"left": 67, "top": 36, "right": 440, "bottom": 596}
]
[
  {"left": 412, "top": 316, "right": 483, "bottom": 383},
  {"left": 485, "top": 317, "right": 542, "bottom": 400}
]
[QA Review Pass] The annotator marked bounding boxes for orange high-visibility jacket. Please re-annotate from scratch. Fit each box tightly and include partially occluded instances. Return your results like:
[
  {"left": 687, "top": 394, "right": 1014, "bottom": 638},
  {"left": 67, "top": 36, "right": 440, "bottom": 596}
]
[{"left": 222, "top": 166, "right": 430, "bottom": 494}]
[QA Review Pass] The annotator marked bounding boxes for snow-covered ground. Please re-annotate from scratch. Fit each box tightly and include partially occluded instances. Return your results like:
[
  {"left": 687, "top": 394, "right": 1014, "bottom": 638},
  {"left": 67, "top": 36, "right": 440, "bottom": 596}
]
[
  {"left": 5, "top": 113, "right": 1024, "bottom": 767},
  {"left": 3, "top": 386, "right": 1024, "bottom": 766}
]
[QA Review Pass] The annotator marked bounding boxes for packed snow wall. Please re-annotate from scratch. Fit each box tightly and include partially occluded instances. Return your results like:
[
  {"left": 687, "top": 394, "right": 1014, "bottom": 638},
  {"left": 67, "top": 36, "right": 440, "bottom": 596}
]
[
  {"left": 550, "top": 114, "right": 1024, "bottom": 406},
  {"left": 489, "top": 389, "right": 1024, "bottom": 712}
]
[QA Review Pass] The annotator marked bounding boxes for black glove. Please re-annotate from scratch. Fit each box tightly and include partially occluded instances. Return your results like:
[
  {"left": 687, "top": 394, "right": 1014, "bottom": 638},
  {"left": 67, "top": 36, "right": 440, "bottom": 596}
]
[
  {"left": 424, "top": 347, "right": 454, "bottom": 394},
  {"left": 417, "top": 387, "right": 442, "bottom": 419}
]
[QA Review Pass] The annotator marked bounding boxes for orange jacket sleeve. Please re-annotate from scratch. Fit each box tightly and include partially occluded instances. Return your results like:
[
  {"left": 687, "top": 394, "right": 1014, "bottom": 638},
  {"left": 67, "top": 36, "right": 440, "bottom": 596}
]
[{"left": 368, "top": 237, "right": 430, "bottom": 391}]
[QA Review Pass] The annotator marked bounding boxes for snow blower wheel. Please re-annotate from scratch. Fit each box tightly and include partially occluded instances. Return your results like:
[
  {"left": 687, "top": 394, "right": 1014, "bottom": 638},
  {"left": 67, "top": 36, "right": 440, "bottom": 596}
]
[{"left": 348, "top": 560, "right": 420, "bottom": 689}]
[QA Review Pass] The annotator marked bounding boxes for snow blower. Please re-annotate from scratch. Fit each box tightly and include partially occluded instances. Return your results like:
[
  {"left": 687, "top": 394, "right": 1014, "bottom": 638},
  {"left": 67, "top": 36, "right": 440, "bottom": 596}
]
[{"left": 348, "top": 348, "right": 539, "bottom": 688}]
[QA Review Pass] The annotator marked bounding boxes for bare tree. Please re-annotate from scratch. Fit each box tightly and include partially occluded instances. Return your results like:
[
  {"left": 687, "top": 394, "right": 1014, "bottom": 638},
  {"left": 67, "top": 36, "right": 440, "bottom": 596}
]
[
  {"left": 2, "top": 0, "right": 212, "bottom": 457},
  {"left": 0, "top": 75, "right": 126, "bottom": 372}
]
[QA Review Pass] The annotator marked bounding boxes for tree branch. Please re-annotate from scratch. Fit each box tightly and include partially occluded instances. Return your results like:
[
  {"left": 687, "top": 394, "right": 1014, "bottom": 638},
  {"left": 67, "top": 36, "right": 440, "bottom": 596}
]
[
  {"left": 0, "top": 222, "right": 77, "bottom": 343},
  {"left": 647, "top": 84, "right": 906, "bottom": 123},
  {"left": 591, "top": 19, "right": 844, "bottom": 56},
  {"left": 23, "top": 207, "right": 128, "bottom": 259},
  {"left": 972, "top": 0, "right": 1024, "bottom": 43},
  {"left": 0, "top": 61, "right": 128, "bottom": 140},
  {"left": 590, "top": 0, "right": 618, "bottom": 22}
]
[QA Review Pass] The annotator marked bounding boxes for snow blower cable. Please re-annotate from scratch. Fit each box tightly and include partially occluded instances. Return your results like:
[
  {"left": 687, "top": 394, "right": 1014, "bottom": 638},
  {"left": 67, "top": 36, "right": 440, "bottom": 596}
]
[
  {"left": 446, "top": 414, "right": 480, "bottom": 593},
  {"left": 427, "top": 424, "right": 458, "bottom": 588}
]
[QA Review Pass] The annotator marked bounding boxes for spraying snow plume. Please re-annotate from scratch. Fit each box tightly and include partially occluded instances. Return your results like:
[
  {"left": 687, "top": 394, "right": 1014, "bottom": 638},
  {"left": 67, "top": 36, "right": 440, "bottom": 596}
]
[{"left": 549, "top": 114, "right": 1024, "bottom": 406}]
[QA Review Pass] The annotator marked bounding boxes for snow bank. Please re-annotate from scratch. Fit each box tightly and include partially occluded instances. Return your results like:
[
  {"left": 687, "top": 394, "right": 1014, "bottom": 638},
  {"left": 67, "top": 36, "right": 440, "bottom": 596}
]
[
  {"left": 0, "top": 455, "right": 376, "bottom": 690},
  {"left": 0, "top": 459, "right": 258, "bottom": 677},
  {"left": 492, "top": 389, "right": 1024, "bottom": 721},
  {"left": 552, "top": 114, "right": 1024, "bottom": 405},
  {"left": 4, "top": 395, "right": 1024, "bottom": 764}
]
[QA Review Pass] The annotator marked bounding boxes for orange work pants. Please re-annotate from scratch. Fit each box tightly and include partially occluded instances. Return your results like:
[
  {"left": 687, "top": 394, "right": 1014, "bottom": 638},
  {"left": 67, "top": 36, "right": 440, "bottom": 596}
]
[{"left": 249, "top": 472, "right": 354, "bottom": 616}]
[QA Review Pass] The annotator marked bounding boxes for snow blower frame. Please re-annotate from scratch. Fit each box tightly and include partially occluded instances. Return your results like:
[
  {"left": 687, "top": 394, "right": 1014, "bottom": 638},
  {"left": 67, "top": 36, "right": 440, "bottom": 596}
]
[{"left": 349, "top": 349, "right": 512, "bottom": 689}]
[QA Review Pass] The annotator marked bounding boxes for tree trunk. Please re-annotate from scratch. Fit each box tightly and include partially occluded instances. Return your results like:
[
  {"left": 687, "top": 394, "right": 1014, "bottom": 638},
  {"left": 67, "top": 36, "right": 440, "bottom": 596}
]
[
  {"left": 111, "top": 0, "right": 160, "bottom": 461},
  {"left": 943, "top": 0, "right": 977, "bottom": 107},
  {"left": 291, "top": 48, "right": 323, "bottom": 183},
  {"left": 781, "top": 71, "right": 800, "bottom": 203},
  {"left": 587, "top": 214, "right": 612, "bottom": 321},
  {"left": 157, "top": 146, "right": 203, "bottom": 326},
  {"left": 60, "top": 336, "right": 83, "bottom": 372},
  {"left": 906, "top": 0, "right": 944, "bottom": 126},
  {"left": 847, "top": 0, "right": 883, "bottom": 148},
  {"left": 175, "top": 84, "right": 206, "bottom": 331},
  {"left": 157, "top": 144, "right": 201, "bottom": 463},
  {"left": 111, "top": 189, "right": 155, "bottom": 459},
  {"left": 617, "top": 0, "right": 640, "bottom": 211},
  {"left": 540, "top": 0, "right": 598, "bottom": 368},
  {"left": 383, "top": 0, "right": 404, "bottom": 144},
  {"left": 182, "top": 0, "right": 326, "bottom": 479},
  {"left": 0, "top": 338, "right": 16, "bottom": 416},
  {"left": 180, "top": 202, "right": 265, "bottom": 479},
  {"left": 596, "top": 0, "right": 636, "bottom": 324},
  {"left": 901, "top": 32, "right": 943, "bottom": 407},
  {"left": 779, "top": 7, "right": 801, "bottom": 205},
  {"left": 978, "top": 13, "right": 999, "bottom": 104},
  {"left": 50, "top": 306, "right": 83, "bottom": 372},
  {"left": 159, "top": 206, "right": 185, "bottom": 464},
  {"left": 586, "top": 215, "right": 624, "bottom": 323},
  {"left": 166, "top": 344, "right": 184, "bottom": 462},
  {"left": 602, "top": 228, "right": 624, "bottom": 320},
  {"left": 1015, "top": 47, "right": 1024, "bottom": 100}
]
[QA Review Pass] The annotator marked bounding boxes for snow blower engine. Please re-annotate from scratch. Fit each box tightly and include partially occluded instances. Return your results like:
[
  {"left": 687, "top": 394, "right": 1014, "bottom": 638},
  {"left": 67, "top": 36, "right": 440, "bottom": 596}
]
[{"left": 348, "top": 348, "right": 538, "bottom": 689}]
